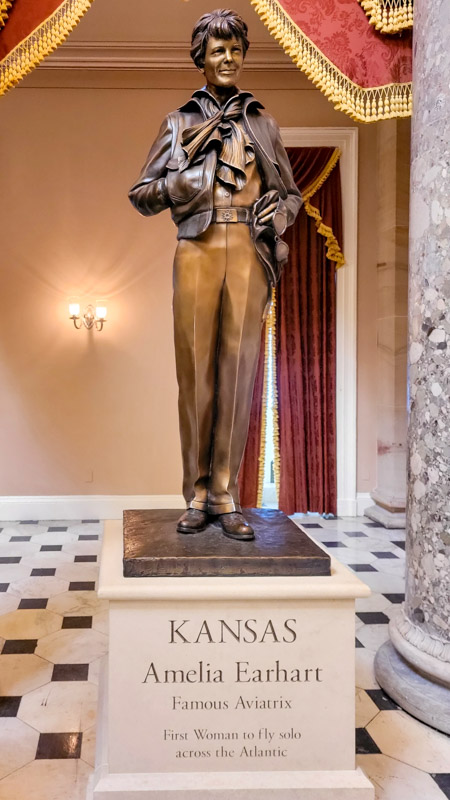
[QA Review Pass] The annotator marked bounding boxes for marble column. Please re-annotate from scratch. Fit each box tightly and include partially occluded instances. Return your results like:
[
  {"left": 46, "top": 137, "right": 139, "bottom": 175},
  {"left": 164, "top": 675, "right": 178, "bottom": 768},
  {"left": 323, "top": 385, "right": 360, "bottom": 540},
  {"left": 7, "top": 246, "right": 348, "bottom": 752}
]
[
  {"left": 375, "top": 0, "right": 450, "bottom": 733},
  {"left": 365, "top": 119, "right": 410, "bottom": 529}
]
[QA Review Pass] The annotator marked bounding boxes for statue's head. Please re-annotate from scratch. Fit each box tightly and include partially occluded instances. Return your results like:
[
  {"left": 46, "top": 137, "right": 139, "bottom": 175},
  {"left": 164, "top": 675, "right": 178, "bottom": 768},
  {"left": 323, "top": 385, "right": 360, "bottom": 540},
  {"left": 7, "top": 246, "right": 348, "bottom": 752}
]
[{"left": 190, "top": 9, "right": 250, "bottom": 70}]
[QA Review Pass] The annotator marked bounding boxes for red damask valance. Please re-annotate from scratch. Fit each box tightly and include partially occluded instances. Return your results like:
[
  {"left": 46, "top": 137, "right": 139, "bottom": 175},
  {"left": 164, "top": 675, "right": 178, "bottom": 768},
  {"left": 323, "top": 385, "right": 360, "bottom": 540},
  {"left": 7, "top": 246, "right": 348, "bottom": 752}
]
[
  {"left": 0, "top": 0, "right": 93, "bottom": 96},
  {"left": 251, "top": 0, "right": 412, "bottom": 122}
]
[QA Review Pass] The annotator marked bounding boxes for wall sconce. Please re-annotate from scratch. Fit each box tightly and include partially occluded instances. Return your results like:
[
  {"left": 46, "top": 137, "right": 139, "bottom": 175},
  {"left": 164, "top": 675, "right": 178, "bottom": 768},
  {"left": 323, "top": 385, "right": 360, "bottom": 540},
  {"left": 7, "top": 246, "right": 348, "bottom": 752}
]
[{"left": 69, "top": 302, "right": 107, "bottom": 331}]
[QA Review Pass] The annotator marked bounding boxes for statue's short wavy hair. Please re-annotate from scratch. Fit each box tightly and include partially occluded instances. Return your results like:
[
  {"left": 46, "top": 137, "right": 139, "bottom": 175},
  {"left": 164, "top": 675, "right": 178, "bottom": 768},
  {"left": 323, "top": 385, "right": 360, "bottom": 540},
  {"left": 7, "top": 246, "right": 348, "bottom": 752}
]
[{"left": 190, "top": 9, "right": 249, "bottom": 70}]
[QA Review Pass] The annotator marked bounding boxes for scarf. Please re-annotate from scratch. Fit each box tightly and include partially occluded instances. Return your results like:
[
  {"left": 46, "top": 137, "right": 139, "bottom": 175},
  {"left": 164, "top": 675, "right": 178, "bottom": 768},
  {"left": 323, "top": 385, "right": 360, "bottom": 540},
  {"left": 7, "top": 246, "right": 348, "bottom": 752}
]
[{"left": 180, "top": 94, "right": 255, "bottom": 191}]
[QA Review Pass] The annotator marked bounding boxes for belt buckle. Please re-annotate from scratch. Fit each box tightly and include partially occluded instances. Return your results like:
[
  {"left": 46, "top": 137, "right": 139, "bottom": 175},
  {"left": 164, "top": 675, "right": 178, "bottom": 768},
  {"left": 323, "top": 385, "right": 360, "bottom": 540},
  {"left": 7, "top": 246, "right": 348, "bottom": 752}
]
[{"left": 216, "top": 207, "right": 238, "bottom": 223}]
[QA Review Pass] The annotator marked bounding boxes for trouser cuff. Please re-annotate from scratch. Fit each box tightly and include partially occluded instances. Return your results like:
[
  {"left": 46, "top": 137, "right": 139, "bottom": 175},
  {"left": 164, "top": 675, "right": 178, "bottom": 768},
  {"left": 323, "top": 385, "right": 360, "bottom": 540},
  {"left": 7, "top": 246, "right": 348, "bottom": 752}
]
[
  {"left": 208, "top": 501, "right": 241, "bottom": 515},
  {"left": 189, "top": 500, "right": 208, "bottom": 511}
]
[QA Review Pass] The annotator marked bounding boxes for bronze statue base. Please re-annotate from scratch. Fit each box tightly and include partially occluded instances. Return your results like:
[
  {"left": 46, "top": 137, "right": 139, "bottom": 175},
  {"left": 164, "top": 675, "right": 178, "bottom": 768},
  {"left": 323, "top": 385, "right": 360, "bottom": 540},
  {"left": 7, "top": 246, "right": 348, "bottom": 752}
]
[{"left": 123, "top": 508, "right": 331, "bottom": 578}]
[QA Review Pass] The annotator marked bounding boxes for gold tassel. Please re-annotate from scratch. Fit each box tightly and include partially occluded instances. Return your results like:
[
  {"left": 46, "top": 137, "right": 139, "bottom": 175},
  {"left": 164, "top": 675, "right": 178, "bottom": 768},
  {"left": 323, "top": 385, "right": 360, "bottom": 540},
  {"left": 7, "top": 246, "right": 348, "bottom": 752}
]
[
  {"left": 357, "top": 0, "right": 413, "bottom": 33},
  {"left": 303, "top": 148, "right": 345, "bottom": 269},
  {"left": 0, "top": 0, "right": 95, "bottom": 96},
  {"left": 0, "top": 0, "right": 13, "bottom": 29},
  {"left": 256, "top": 317, "right": 270, "bottom": 507},
  {"left": 270, "top": 292, "right": 281, "bottom": 499},
  {"left": 250, "top": 0, "right": 412, "bottom": 123}
]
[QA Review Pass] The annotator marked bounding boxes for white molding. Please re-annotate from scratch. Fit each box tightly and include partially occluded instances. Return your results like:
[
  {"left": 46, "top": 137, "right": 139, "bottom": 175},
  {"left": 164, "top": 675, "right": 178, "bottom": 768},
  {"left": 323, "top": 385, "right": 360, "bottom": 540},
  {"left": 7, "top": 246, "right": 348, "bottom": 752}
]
[
  {"left": 0, "top": 495, "right": 185, "bottom": 522},
  {"left": 41, "top": 41, "right": 296, "bottom": 72},
  {"left": 280, "top": 128, "right": 359, "bottom": 518},
  {"left": 356, "top": 493, "right": 372, "bottom": 517}
]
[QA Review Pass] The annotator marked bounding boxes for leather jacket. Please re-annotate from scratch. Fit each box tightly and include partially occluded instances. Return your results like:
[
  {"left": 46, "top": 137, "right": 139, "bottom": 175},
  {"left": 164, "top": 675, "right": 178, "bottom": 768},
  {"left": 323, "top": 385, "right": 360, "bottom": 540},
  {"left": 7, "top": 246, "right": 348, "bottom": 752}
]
[{"left": 129, "top": 88, "right": 302, "bottom": 285}]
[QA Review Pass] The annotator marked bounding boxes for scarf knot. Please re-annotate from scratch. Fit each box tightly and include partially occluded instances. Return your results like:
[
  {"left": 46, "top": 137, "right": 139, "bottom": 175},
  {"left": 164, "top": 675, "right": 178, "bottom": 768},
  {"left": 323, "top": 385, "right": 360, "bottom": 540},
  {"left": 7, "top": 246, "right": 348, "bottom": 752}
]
[{"left": 180, "top": 94, "right": 254, "bottom": 191}]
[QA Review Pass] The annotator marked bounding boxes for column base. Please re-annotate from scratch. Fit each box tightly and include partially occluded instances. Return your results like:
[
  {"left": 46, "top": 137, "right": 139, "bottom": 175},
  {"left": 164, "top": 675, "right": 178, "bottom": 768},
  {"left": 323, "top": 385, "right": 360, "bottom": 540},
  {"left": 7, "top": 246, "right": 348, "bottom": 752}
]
[
  {"left": 374, "top": 641, "right": 450, "bottom": 735},
  {"left": 364, "top": 505, "right": 405, "bottom": 529}
]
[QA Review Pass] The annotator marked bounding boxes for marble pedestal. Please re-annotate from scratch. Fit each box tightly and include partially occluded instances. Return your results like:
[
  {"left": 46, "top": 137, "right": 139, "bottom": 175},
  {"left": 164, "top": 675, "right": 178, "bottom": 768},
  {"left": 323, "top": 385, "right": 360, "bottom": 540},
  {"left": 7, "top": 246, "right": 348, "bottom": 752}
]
[{"left": 88, "top": 520, "right": 374, "bottom": 799}]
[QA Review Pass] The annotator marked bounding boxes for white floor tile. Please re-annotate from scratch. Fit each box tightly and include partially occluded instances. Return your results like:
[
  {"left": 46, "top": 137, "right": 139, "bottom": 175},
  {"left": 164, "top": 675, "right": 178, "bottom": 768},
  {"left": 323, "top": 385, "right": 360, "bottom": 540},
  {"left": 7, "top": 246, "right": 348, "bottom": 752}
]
[
  {"left": 357, "top": 753, "right": 447, "bottom": 800},
  {"left": 367, "top": 709, "right": 450, "bottom": 773}
]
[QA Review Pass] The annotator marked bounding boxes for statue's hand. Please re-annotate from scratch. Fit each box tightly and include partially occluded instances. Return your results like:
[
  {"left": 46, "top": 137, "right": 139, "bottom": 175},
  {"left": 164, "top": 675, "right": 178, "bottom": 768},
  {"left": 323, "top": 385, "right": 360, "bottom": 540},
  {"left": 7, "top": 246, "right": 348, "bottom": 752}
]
[{"left": 256, "top": 200, "right": 278, "bottom": 226}]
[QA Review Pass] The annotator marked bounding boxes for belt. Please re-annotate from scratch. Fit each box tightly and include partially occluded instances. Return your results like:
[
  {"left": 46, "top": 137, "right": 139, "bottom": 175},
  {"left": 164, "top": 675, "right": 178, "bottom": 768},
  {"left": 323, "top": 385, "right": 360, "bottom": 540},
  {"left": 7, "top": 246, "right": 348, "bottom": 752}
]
[{"left": 212, "top": 207, "right": 252, "bottom": 224}]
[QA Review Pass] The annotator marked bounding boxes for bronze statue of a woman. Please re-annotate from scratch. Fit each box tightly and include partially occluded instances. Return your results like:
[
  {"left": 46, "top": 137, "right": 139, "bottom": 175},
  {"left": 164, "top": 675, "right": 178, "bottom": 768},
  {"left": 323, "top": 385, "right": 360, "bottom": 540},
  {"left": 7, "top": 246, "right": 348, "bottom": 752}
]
[{"left": 129, "top": 9, "right": 301, "bottom": 540}]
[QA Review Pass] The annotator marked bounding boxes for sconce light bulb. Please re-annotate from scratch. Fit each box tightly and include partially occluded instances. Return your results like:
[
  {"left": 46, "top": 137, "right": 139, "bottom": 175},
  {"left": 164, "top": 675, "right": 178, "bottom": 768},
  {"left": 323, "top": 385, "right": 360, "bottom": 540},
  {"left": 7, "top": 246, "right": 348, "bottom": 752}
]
[
  {"left": 96, "top": 305, "right": 107, "bottom": 320},
  {"left": 69, "top": 302, "right": 80, "bottom": 317}
]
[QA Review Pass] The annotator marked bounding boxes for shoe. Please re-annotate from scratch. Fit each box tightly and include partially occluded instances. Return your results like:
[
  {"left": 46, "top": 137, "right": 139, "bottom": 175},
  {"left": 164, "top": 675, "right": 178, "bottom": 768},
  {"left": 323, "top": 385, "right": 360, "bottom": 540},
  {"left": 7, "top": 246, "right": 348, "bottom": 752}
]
[
  {"left": 177, "top": 508, "right": 208, "bottom": 534},
  {"left": 218, "top": 512, "right": 255, "bottom": 541}
]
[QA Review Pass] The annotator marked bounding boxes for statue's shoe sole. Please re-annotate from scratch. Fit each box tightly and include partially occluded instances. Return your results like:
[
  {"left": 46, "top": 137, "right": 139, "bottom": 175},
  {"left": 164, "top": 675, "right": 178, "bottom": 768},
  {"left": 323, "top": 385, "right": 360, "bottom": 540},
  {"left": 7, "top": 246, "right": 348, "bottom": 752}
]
[
  {"left": 221, "top": 529, "right": 255, "bottom": 541},
  {"left": 176, "top": 524, "right": 207, "bottom": 534}
]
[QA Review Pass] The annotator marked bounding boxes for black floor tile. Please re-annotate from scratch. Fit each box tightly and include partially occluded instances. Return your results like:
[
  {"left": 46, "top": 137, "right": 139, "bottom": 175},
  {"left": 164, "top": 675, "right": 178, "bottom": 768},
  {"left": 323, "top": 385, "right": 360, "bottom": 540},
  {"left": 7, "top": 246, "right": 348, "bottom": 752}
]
[
  {"left": 392, "top": 541, "right": 406, "bottom": 550},
  {"left": 344, "top": 531, "right": 368, "bottom": 538},
  {"left": 79, "top": 535, "right": 99, "bottom": 541},
  {"left": 300, "top": 523, "right": 323, "bottom": 529},
  {"left": 366, "top": 689, "right": 399, "bottom": 711},
  {"left": 383, "top": 593, "right": 405, "bottom": 604},
  {"left": 348, "top": 564, "right": 378, "bottom": 572},
  {"left": 74, "top": 555, "right": 97, "bottom": 562},
  {"left": 375, "top": 551, "right": 399, "bottom": 559},
  {"left": 62, "top": 616, "right": 92, "bottom": 629},
  {"left": 0, "top": 557, "right": 21, "bottom": 564},
  {"left": 355, "top": 727, "right": 381, "bottom": 755},
  {"left": 82, "top": 519, "right": 99, "bottom": 523},
  {"left": 0, "top": 696, "right": 21, "bottom": 717},
  {"left": 356, "top": 612, "right": 390, "bottom": 625},
  {"left": 48, "top": 526, "right": 68, "bottom": 532},
  {"left": 19, "top": 520, "right": 38, "bottom": 525},
  {"left": 68, "top": 581, "right": 96, "bottom": 591},
  {"left": 2, "top": 639, "right": 38, "bottom": 654},
  {"left": 52, "top": 663, "right": 89, "bottom": 681},
  {"left": 0, "top": 584, "right": 8, "bottom": 592},
  {"left": 36, "top": 732, "right": 82, "bottom": 759},
  {"left": 432, "top": 774, "right": 450, "bottom": 799},
  {"left": 355, "top": 638, "right": 364, "bottom": 648},
  {"left": 10, "top": 535, "right": 31, "bottom": 542},
  {"left": 19, "top": 598, "right": 48, "bottom": 609},
  {"left": 322, "top": 542, "right": 348, "bottom": 548},
  {"left": 40, "top": 545, "right": 62, "bottom": 552},
  {"left": 31, "top": 568, "right": 56, "bottom": 577}
]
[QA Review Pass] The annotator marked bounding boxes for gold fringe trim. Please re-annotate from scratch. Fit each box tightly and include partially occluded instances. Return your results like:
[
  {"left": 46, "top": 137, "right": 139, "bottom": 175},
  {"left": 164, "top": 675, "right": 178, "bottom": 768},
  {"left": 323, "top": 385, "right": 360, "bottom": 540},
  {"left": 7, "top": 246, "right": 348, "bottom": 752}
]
[
  {"left": 302, "top": 147, "right": 341, "bottom": 201},
  {"left": 303, "top": 148, "right": 345, "bottom": 269},
  {"left": 250, "top": 0, "right": 412, "bottom": 122},
  {"left": 0, "top": 0, "right": 13, "bottom": 29},
  {"left": 358, "top": 0, "right": 413, "bottom": 33},
  {"left": 256, "top": 296, "right": 281, "bottom": 506},
  {"left": 0, "top": 0, "right": 94, "bottom": 96},
  {"left": 256, "top": 318, "right": 270, "bottom": 507},
  {"left": 270, "top": 292, "right": 281, "bottom": 498}
]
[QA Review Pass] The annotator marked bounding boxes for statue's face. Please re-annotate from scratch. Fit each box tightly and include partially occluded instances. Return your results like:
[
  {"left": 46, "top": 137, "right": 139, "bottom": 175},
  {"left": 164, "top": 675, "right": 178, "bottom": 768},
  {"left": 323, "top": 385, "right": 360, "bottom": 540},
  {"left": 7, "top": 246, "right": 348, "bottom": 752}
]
[{"left": 203, "top": 36, "right": 244, "bottom": 90}]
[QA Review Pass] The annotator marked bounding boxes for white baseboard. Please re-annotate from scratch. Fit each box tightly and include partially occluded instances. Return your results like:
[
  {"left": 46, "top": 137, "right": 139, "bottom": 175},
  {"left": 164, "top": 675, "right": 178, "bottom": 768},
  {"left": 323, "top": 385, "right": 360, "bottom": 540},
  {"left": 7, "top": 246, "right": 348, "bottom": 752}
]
[
  {"left": 336, "top": 494, "right": 371, "bottom": 517},
  {"left": 356, "top": 493, "right": 372, "bottom": 517},
  {"left": 337, "top": 497, "right": 356, "bottom": 516},
  {"left": 0, "top": 493, "right": 371, "bottom": 522},
  {"left": 0, "top": 495, "right": 185, "bottom": 522}
]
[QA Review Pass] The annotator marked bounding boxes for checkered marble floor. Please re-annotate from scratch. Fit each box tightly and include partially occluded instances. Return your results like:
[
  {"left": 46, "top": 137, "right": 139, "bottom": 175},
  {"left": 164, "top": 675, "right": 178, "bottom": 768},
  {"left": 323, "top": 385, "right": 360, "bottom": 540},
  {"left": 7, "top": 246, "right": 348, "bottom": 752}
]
[{"left": 0, "top": 516, "right": 449, "bottom": 800}]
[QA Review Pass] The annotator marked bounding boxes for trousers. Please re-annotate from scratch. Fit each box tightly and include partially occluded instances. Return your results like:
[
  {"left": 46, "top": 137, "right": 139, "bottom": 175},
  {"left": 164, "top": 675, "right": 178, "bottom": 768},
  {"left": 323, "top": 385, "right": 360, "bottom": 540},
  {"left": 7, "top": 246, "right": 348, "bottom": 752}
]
[{"left": 173, "top": 221, "right": 268, "bottom": 514}]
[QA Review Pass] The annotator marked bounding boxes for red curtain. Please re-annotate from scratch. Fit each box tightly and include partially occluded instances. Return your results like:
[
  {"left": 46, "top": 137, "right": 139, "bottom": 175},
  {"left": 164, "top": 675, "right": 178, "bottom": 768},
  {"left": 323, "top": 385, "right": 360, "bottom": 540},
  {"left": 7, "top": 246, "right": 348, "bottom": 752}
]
[
  {"left": 278, "top": 147, "right": 342, "bottom": 516},
  {"left": 240, "top": 147, "right": 343, "bottom": 515}
]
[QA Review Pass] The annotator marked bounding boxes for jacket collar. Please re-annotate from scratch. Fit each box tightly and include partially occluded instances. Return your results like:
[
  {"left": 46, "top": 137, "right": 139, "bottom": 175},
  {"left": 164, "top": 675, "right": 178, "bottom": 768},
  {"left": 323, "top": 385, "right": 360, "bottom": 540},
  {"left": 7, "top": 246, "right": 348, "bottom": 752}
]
[{"left": 178, "top": 86, "right": 264, "bottom": 114}]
